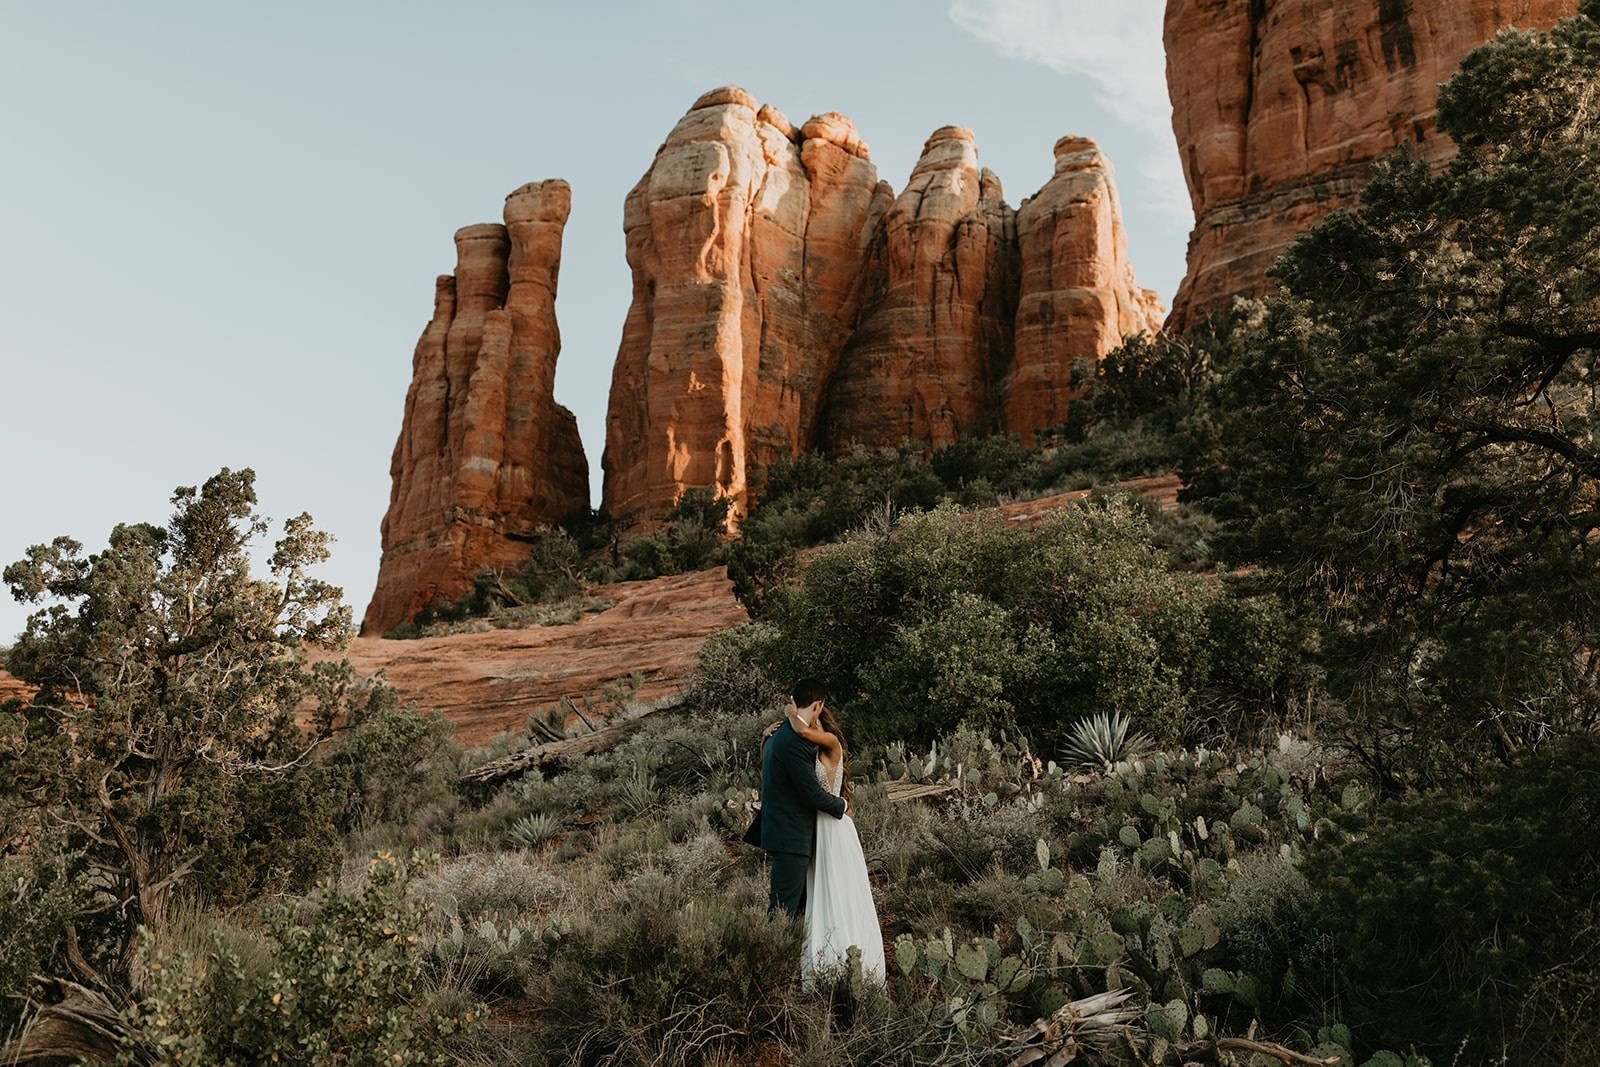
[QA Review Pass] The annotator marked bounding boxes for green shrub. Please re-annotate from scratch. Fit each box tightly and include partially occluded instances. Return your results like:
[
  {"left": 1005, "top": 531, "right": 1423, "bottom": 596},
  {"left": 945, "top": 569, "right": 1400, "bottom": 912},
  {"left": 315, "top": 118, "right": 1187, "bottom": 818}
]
[
  {"left": 727, "top": 538, "right": 798, "bottom": 620},
  {"left": 610, "top": 487, "right": 735, "bottom": 582},
  {"left": 1306, "top": 733, "right": 1600, "bottom": 1063},
  {"left": 528, "top": 882, "right": 803, "bottom": 1065},
  {"left": 323, "top": 684, "right": 454, "bottom": 833},
  {"left": 1211, "top": 853, "right": 1335, "bottom": 1034},
  {"left": 0, "top": 849, "right": 84, "bottom": 1033},
  {"left": 709, "top": 500, "right": 1237, "bottom": 753},
  {"left": 692, "top": 622, "right": 788, "bottom": 720},
  {"left": 116, "top": 852, "right": 481, "bottom": 1066}
]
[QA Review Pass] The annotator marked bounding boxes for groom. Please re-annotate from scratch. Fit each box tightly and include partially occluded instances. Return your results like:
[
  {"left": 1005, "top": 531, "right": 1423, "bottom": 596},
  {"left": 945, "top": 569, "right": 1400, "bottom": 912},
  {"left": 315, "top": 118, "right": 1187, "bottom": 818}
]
[{"left": 759, "top": 678, "right": 848, "bottom": 917}]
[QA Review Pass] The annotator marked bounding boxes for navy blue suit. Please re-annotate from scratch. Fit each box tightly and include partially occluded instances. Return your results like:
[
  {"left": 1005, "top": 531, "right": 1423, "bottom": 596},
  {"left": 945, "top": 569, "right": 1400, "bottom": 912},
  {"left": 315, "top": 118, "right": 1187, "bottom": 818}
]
[{"left": 760, "top": 718, "right": 847, "bottom": 916}]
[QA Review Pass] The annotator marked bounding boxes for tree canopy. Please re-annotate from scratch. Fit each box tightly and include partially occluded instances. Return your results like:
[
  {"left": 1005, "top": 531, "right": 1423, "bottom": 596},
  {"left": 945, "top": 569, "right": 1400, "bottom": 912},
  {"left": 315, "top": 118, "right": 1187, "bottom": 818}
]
[
  {"left": 1187, "top": 5, "right": 1600, "bottom": 775},
  {"left": 1, "top": 468, "right": 357, "bottom": 990}
]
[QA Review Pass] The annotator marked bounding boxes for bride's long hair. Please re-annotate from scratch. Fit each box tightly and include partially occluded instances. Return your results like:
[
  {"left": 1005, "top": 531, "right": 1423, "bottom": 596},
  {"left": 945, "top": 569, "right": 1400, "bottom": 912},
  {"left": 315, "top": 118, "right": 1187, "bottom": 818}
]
[{"left": 818, "top": 705, "right": 853, "bottom": 805}]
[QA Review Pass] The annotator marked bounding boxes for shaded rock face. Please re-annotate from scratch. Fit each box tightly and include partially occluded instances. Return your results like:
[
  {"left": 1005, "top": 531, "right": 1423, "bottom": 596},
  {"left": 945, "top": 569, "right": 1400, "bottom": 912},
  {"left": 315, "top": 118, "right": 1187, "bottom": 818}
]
[
  {"left": 822, "top": 127, "right": 1019, "bottom": 450},
  {"left": 1165, "top": 0, "right": 1578, "bottom": 333},
  {"left": 604, "top": 88, "right": 1161, "bottom": 522},
  {"left": 364, "top": 180, "right": 588, "bottom": 635}
]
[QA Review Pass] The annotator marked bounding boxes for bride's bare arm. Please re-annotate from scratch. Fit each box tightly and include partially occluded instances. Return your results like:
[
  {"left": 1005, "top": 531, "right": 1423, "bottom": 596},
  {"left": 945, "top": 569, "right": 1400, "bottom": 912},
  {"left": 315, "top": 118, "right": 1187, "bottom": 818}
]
[{"left": 793, "top": 716, "right": 841, "bottom": 760}]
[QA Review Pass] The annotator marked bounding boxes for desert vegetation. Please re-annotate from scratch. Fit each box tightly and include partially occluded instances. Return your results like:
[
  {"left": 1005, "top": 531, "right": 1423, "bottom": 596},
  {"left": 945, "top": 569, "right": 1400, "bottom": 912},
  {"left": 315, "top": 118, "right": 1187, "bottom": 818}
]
[{"left": 6, "top": 8, "right": 1600, "bottom": 1066}]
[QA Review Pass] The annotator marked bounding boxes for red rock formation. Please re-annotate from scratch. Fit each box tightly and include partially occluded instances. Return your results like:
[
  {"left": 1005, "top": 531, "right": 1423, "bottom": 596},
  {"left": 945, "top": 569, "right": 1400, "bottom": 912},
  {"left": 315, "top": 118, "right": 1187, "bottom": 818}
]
[
  {"left": 1165, "top": 0, "right": 1578, "bottom": 333},
  {"left": 601, "top": 87, "right": 887, "bottom": 525},
  {"left": 1003, "top": 137, "right": 1164, "bottom": 444},
  {"left": 339, "top": 566, "right": 750, "bottom": 747},
  {"left": 601, "top": 88, "right": 1160, "bottom": 521},
  {"left": 822, "top": 127, "right": 1019, "bottom": 450},
  {"left": 364, "top": 180, "right": 588, "bottom": 634}
]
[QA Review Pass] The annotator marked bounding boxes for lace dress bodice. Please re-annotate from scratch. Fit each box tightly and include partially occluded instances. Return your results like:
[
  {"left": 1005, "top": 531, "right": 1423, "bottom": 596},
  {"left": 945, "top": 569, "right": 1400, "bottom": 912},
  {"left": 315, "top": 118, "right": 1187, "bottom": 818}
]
[{"left": 814, "top": 756, "right": 844, "bottom": 797}]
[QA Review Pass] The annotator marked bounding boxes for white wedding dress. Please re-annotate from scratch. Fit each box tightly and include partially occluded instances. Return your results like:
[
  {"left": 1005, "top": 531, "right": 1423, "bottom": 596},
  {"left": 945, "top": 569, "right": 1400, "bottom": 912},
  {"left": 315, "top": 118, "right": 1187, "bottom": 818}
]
[{"left": 803, "top": 757, "right": 886, "bottom": 985}]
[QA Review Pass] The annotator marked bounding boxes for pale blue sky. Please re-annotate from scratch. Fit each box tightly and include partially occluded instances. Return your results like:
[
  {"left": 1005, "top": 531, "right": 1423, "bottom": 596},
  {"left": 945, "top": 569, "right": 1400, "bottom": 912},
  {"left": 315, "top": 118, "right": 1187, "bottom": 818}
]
[{"left": 1, "top": 0, "right": 1186, "bottom": 643}]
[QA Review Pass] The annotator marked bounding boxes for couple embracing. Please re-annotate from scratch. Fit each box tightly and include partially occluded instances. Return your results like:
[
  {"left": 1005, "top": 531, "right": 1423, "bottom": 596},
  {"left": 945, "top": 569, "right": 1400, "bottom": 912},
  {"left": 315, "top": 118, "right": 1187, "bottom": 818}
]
[{"left": 756, "top": 678, "right": 886, "bottom": 984}]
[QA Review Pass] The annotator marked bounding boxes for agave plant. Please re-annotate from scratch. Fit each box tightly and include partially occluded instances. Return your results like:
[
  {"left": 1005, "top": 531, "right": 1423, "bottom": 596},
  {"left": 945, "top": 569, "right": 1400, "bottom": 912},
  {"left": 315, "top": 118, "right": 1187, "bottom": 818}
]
[
  {"left": 508, "top": 812, "right": 558, "bottom": 850},
  {"left": 1059, "top": 711, "right": 1151, "bottom": 770}
]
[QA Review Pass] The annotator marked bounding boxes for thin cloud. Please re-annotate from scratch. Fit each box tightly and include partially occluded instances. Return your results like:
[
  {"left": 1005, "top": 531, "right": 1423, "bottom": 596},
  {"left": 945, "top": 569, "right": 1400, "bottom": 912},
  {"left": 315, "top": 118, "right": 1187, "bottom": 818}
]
[
  {"left": 949, "top": 0, "right": 1171, "bottom": 137},
  {"left": 949, "top": 0, "right": 1191, "bottom": 226}
]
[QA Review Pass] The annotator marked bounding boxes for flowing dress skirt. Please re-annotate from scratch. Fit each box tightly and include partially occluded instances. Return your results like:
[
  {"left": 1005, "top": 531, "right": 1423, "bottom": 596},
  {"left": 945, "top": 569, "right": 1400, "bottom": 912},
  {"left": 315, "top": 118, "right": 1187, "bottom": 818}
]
[{"left": 803, "top": 811, "right": 886, "bottom": 984}]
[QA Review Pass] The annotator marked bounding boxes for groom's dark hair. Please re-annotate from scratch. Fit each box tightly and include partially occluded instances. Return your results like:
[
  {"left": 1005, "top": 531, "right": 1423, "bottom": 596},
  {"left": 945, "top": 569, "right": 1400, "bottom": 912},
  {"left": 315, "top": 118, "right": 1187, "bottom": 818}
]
[{"left": 792, "top": 677, "right": 827, "bottom": 709}]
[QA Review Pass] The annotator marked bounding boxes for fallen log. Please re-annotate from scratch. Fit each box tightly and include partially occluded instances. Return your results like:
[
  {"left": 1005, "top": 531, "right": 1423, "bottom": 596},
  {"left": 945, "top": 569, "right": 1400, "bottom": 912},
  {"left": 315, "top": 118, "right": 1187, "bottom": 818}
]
[
  {"left": 460, "top": 701, "right": 678, "bottom": 786},
  {"left": 1178, "top": 1036, "right": 1342, "bottom": 1065},
  {"left": 882, "top": 780, "right": 957, "bottom": 804}
]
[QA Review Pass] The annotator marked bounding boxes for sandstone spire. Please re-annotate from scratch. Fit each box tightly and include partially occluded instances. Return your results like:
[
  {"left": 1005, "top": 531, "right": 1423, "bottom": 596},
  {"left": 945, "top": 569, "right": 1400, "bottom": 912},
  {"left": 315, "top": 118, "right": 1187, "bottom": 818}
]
[
  {"left": 363, "top": 180, "right": 588, "bottom": 634},
  {"left": 1003, "top": 137, "right": 1163, "bottom": 444},
  {"left": 821, "top": 126, "right": 1018, "bottom": 450},
  {"left": 600, "top": 87, "right": 886, "bottom": 524}
]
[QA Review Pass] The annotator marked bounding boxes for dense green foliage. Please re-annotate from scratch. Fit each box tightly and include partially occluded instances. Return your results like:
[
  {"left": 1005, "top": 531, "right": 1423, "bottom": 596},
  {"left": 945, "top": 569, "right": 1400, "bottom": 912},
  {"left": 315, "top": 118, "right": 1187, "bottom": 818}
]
[
  {"left": 0, "top": 847, "right": 84, "bottom": 1033},
  {"left": 1306, "top": 733, "right": 1600, "bottom": 1063},
  {"left": 705, "top": 501, "right": 1303, "bottom": 755},
  {"left": 609, "top": 485, "right": 734, "bottom": 580},
  {"left": 741, "top": 436, "right": 1034, "bottom": 552},
  {"left": 1187, "top": 9, "right": 1600, "bottom": 775},
  {"left": 117, "top": 853, "right": 480, "bottom": 1066},
  {"left": 0, "top": 469, "right": 359, "bottom": 988}
]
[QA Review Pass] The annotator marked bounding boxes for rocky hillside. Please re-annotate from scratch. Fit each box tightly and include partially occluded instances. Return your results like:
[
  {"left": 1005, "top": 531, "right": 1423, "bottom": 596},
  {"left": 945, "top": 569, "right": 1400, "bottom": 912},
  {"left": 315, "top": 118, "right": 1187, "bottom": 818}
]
[{"left": 346, "top": 479, "right": 1178, "bottom": 746}]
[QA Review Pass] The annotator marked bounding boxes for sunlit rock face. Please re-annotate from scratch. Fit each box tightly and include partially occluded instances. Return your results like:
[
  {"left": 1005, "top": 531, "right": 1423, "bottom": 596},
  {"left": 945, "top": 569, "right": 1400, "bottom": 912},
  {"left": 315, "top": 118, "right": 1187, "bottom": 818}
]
[
  {"left": 603, "top": 88, "right": 1160, "bottom": 523},
  {"left": 1163, "top": 0, "right": 1579, "bottom": 334},
  {"left": 600, "top": 87, "right": 888, "bottom": 525},
  {"left": 368, "top": 87, "right": 1167, "bottom": 630},
  {"left": 364, "top": 180, "right": 588, "bottom": 635},
  {"left": 1003, "top": 136, "right": 1165, "bottom": 446},
  {"left": 820, "top": 126, "right": 1018, "bottom": 451}
]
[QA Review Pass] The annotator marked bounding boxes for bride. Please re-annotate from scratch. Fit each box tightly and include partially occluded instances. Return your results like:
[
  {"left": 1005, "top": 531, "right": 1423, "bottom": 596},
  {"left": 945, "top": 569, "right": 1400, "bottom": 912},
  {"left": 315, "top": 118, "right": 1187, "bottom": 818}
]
[{"left": 788, "top": 697, "right": 886, "bottom": 985}]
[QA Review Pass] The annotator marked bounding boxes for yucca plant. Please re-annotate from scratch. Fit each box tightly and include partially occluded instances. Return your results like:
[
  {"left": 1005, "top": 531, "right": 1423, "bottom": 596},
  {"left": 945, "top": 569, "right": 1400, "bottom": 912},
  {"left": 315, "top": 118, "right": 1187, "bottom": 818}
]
[
  {"left": 622, "top": 770, "right": 657, "bottom": 816},
  {"left": 508, "top": 812, "right": 558, "bottom": 850},
  {"left": 1059, "top": 711, "right": 1151, "bottom": 770}
]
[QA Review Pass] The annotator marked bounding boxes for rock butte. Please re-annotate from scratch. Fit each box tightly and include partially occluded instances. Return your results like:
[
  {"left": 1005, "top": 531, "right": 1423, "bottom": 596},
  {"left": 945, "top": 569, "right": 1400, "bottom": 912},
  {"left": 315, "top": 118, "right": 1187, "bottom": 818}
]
[
  {"left": 366, "top": 88, "right": 1161, "bottom": 631},
  {"left": 363, "top": 180, "right": 589, "bottom": 635},
  {"left": 1164, "top": 0, "right": 1579, "bottom": 333},
  {"left": 602, "top": 89, "right": 1161, "bottom": 526}
]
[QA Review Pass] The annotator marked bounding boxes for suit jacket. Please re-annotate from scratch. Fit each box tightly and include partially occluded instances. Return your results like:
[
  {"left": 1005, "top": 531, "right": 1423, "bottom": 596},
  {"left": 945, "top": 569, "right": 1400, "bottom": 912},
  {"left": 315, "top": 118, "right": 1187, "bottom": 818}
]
[{"left": 757, "top": 719, "right": 847, "bottom": 856}]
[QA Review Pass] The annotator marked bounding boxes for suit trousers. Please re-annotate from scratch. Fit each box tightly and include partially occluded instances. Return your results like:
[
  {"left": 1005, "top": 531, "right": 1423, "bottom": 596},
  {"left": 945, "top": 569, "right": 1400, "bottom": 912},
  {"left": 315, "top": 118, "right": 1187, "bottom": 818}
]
[{"left": 769, "top": 850, "right": 810, "bottom": 917}]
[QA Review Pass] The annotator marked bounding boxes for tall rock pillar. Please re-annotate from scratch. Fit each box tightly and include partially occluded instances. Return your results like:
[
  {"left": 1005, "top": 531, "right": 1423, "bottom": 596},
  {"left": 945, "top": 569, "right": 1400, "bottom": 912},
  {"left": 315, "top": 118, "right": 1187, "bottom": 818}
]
[
  {"left": 822, "top": 127, "right": 1018, "bottom": 451},
  {"left": 600, "top": 87, "right": 884, "bottom": 525},
  {"left": 1003, "top": 137, "right": 1164, "bottom": 443},
  {"left": 363, "top": 180, "right": 588, "bottom": 634}
]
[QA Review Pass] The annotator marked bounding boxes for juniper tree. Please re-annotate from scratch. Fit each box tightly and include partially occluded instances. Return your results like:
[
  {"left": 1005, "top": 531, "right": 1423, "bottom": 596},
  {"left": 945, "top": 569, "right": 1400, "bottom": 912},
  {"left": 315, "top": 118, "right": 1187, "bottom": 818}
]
[
  {"left": 1, "top": 468, "right": 355, "bottom": 991},
  {"left": 1188, "top": 3, "right": 1600, "bottom": 775}
]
